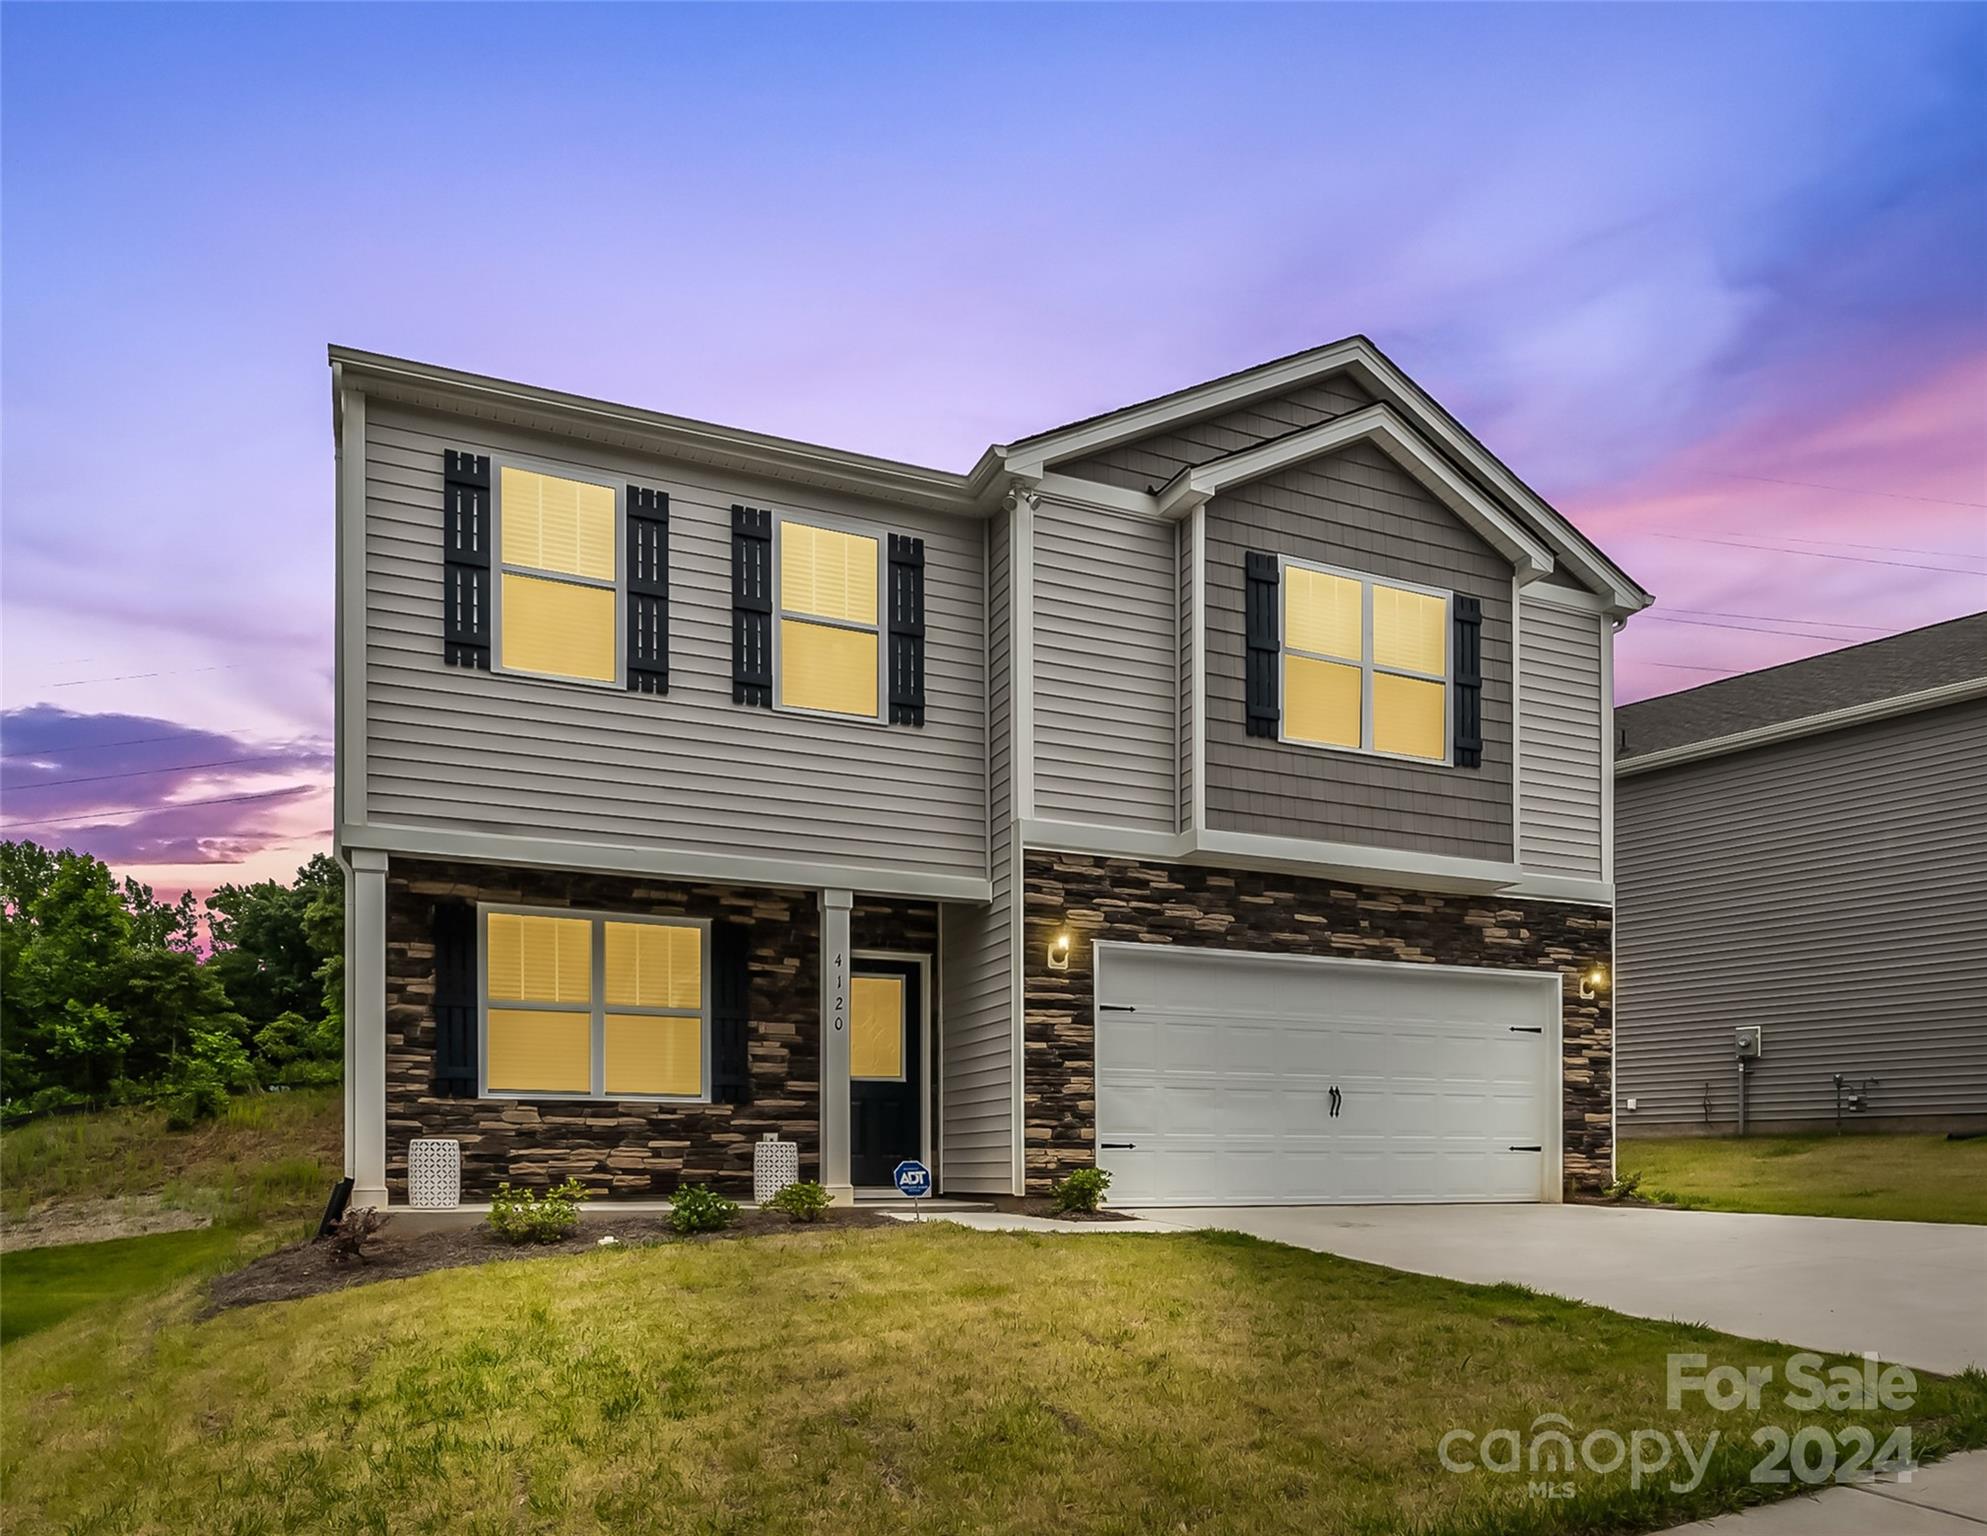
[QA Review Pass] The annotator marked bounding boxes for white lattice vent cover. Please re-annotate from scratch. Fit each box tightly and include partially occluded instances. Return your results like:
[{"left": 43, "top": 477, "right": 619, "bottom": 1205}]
[
  {"left": 408, "top": 1139, "right": 462, "bottom": 1209},
  {"left": 753, "top": 1134, "right": 800, "bottom": 1204}
]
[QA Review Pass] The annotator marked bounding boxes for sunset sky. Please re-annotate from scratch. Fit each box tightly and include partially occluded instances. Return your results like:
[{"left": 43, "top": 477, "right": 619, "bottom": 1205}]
[{"left": 3, "top": 4, "right": 1983, "bottom": 904}]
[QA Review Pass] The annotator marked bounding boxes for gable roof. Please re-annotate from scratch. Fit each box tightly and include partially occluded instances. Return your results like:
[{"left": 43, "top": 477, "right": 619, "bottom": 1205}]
[
  {"left": 1617, "top": 612, "right": 1987, "bottom": 773},
  {"left": 988, "top": 334, "right": 1650, "bottom": 615}
]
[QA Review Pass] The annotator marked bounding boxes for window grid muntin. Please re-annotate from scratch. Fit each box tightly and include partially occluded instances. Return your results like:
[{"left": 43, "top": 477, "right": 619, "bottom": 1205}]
[
  {"left": 490, "top": 457, "right": 626, "bottom": 690},
  {"left": 772, "top": 514, "right": 888, "bottom": 723},
  {"left": 479, "top": 904, "right": 710, "bottom": 1102},
  {"left": 1278, "top": 557, "right": 1452, "bottom": 764}
]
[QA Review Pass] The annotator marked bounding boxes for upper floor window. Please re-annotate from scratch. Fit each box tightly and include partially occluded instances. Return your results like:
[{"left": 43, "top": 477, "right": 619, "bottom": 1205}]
[
  {"left": 481, "top": 907, "right": 707, "bottom": 1100},
  {"left": 1281, "top": 560, "right": 1449, "bottom": 763},
  {"left": 777, "top": 519, "right": 881, "bottom": 718},
  {"left": 496, "top": 465, "right": 620, "bottom": 685}
]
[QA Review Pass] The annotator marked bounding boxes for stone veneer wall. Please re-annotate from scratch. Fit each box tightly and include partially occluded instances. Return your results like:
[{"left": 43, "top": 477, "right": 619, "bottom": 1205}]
[
  {"left": 1021, "top": 850, "right": 1614, "bottom": 1194},
  {"left": 383, "top": 858, "right": 935, "bottom": 1202}
]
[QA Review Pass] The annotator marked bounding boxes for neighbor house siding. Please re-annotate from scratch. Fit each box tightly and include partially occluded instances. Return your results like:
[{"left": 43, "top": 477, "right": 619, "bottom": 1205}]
[
  {"left": 1031, "top": 498, "right": 1178, "bottom": 832},
  {"left": 1059, "top": 372, "right": 1375, "bottom": 493},
  {"left": 939, "top": 509, "right": 1017, "bottom": 1192},
  {"left": 1616, "top": 699, "right": 1987, "bottom": 1133},
  {"left": 359, "top": 403, "right": 987, "bottom": 886},
  {"left": 1519, "top": 592, "right": 1606, "bottom": 879},
  {"left": 1202, "top": 442, "right": 1516, "bottom": 860}
]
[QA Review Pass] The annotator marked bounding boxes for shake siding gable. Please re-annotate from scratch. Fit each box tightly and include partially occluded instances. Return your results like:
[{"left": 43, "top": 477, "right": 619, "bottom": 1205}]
[{"left": 360, "top": 404, "right": 986, "bottom": 882}]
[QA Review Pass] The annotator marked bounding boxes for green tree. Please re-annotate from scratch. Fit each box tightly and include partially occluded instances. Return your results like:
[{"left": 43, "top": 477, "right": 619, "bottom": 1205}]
[{"left": 204, "top": 854, "right": 341, "bottom": 1030}]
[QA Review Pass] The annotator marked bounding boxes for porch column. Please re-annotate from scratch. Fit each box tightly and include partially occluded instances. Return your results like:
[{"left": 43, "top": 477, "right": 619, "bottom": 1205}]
[
  {"left": 348, "top": 849, "right": 389, "bottom": 1208},
  {"left": 819, "top": 888, "right": 855, "bottom": 1204}
]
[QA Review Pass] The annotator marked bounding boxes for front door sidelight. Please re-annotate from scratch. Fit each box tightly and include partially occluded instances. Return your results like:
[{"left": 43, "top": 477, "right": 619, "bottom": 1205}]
[{"left": 849, "top": 958, "right": 923, "bottom": 1187}]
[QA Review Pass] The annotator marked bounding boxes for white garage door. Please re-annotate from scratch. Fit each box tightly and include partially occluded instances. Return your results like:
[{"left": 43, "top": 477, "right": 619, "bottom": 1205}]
[{"left": 1094, "top": 945, "right": 1560, "bottom": 1205}]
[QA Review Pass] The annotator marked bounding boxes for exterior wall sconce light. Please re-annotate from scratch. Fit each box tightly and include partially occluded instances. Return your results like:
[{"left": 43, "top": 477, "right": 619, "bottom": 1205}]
[
  {"left": 1578, "top": 964, "right": 1610, "bottom": 1002},
  {"left": 1047, "top": 931, "right": 1072, "bottom": 971}
]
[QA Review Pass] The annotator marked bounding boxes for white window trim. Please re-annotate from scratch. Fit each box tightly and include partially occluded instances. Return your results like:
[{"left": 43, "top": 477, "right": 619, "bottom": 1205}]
[
  {"left": 770, "top": 511, "right": 889, "bottom": 726},
  {"left": 1276, "top": 556, "right": 1453, "bottom": 767},
  {"left": 477, "top": 903, "right": 712, "bottom": 1102},
  {"left": 488, "top": 455, "right": 626, "bottom": 691}
]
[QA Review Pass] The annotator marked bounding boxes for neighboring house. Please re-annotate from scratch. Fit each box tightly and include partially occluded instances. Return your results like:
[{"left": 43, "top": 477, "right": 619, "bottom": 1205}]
[
  {"left": 1615, "top": 614, "right": 1987, "bottom": 1137},
  {"left": 331, "top": 336, "right": 1650, "bottom": 1210}
]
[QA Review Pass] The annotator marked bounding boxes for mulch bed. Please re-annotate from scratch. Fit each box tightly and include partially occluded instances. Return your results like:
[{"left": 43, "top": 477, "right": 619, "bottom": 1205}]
[
  {"left": 987, "top": 1196, "right": 1135, "bottom": 1223},
  {"left": 202, "top": 1207, "right": 900, "bottom": 1317}
]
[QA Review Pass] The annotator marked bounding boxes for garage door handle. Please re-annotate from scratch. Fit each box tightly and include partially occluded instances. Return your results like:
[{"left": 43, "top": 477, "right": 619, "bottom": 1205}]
[
  {"left": 1507, "top": 1145, "right": 1542, "bottom": 1152},
  {"left": 1099, "top": 1005, "right": 1137, "bottom": 1013},
  {"left": 1101, "top": 1142, "right": 1136, "bottom": 1150},
  {"left": 1509, "top": 1026, "right": 1543, "bottom": 1034}
]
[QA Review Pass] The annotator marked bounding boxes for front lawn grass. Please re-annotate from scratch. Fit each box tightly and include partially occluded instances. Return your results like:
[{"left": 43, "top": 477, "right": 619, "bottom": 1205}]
[
  {"left": 0, "top": 1226, "right": 273, "bottom": 1344},
  {"left": 5, "top": 1224, "right": 1983, "bottom": 1536},
  {"left": 1621, "top": 1133, "right": 1987, "bottom": 1225}
]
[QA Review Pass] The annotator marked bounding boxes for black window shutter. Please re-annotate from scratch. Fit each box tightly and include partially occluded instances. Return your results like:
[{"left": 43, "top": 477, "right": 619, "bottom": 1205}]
[
  {"left": 627, "top": 486, "right": 669, "bottom": 695},
  {"left": 431, "top": 900, "right": 477, "bottom": 1098},
  {"left": 1244, "top": 551, "right": 1281, "bottom": 738},
  {"left": 710, "top": 923, "right": 752, "bottom": 1104},
  {"left": 887, "top": 533, "right": 926, "bottom": 726},
  {"left": 442, "top": 451, "right": 491, "bottom": 669},
  {"left": 1453, "top": 594, "right": 1484, "bottom": 768},
  {"left": 731, "top": 505, "right": 772, "bottom": 707}
]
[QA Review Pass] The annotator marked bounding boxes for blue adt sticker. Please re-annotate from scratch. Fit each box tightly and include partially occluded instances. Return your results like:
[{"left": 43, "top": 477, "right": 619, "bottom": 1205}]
[{"left": 892, "top": 1160, "right": 932, "bottom": 1198}]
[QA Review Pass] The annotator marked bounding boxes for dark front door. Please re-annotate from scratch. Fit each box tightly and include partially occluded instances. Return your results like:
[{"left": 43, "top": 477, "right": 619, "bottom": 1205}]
[{"left": 849, "top": 958, "right": 923, "bottom": 1187}]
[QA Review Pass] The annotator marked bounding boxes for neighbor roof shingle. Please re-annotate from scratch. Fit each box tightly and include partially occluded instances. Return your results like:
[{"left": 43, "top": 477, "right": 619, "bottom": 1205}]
[{"left": 1617, "top": 612, "right": 1987, "bottom": 760}]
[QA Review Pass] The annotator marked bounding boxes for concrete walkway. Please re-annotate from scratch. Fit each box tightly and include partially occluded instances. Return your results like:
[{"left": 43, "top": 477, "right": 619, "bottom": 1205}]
[{"left": 1660, "top": 1450, "right": 1987, "bottom": 1534}]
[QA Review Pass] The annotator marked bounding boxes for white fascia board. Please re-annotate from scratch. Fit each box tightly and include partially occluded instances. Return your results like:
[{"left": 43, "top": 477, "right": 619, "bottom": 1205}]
[
  {"left": 1032, "top": 471, "right": 1165, "bottom": 518},
  {"left": 1017, "top": 817, "right": 1522, "bottom": 894},
  {"left": 1153, "top": 405, "right": 1555, "bottom": 579},
  {"left": 1616, "top": 675, "right": 1987, "bottom": 779},
  {"left": 340, "top": 822, "right": 993, "bottom": 904},
  {"left": 1521, "top": 583, "right": 1613, "bottom": 616},
  {"left": 328, "top": 346, "right": 983, "bottom": 518},
  {"left": 1503, "top": 873, "right": 1615, "bottom": 906}
]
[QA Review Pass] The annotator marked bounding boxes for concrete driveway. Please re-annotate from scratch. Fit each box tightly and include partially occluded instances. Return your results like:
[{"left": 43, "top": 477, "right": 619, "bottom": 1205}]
[{"left": 1127, "top": 1204, "right": 1987, "bottom": 1374}]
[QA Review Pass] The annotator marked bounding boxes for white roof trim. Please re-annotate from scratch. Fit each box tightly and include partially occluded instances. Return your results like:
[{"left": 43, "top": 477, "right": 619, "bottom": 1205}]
[
  {"left": 1616, "top": 674, "right": 1987, "bottom": 779},
  {"left": 1151, "top": 404, "right": 1555, "bottom": 578},
  {"left": 1002, "top": 335, "right": 1649, "bottom": 614}
]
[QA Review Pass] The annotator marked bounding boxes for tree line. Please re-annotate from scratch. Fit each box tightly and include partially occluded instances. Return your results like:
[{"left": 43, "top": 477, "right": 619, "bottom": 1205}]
[{"left": 0, "top": 841, "right": 343, "bottom": 1127}]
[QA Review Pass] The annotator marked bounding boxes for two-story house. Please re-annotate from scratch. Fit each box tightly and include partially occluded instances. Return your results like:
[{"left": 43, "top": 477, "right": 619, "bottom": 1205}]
[{"left": 331, "top": 336, "right": 1650, "bottom": 1210}]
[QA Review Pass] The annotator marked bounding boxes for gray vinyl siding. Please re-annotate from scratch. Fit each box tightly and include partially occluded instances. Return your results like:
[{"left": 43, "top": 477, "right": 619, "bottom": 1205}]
[
  {"left": 360, "top": 403, "right": 986, "bottom": 883},
  {"left": 1519, "top": 596, "right": 1605, "bottom": 878},
  {"left": 1616, "top": 699, "right": 1987, "bottom": 1133},
  {"left": 940, "top": 512, "right": 1017, "bottom": 1192},
  {"left": 1179, "top": 516, "right": 1196, "bottom": 832},
  {"left": 1202, "top": 441, "right": 1516, "bottom": 860},
  {"left": 1060, "top": 372, "right": 1376, "bottom": 493},
  {"left": 1032, "top": 501, "right": 1179, "bottom": 831}
]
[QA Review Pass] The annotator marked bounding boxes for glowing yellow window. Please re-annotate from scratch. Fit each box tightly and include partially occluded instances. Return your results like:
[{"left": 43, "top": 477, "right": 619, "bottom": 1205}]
[
  {"left": 1284, "top": 566, "right": 1362, "bottom": 660},
  {"left": 1373, "top": 585, "right": 1447, "bottom": 677},
  {"left": 486, "top": 1009, "right": 592, "bottom": 1094},
  {"left": 1284, "top": 654, "right": 1362, "bottom": 749},
  {"left": 781, "top": 523, "right": 878, "bottom": 624},
  {"left": 1373, "top": 672, "right": 1447, "bottom": 760},
  {"left": 605, "top": 1014, "right": 701, "bottom": 1097},
  {"left": 780, "top": 619, "right": 879, "bottom": 716},
  {"left": 486, "top": 914, "right": 592, "bottom": 1004},
  {"left": 851, "top": 974, "right": 905, "bottom": 1081},
  {"left": 605, "top": 922, "right": 702, "bottom": 1010},
  {"left": 500, "top": 467, "right": 616, "bottom": 581},
  {"left": 501, "top": 573, "right": 616, "bottom": 682}
]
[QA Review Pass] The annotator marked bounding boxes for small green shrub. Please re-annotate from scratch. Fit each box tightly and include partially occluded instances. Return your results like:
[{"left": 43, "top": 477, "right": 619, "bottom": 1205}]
[
  {"left": 1601, "top": 1170, "right": 1644, "bottom": 1202},
  {"left": 669, "top": 1183, "right": 739, "bottom": 1234},
  {"left": 488, "top": 1178, "right": 587, "bottom": 1244},
  {"left": 766, "top": 1180, "right": 832, "bottom": 1223},
  {"left": 1052, "top": 1166, "right": 1111, "bottom": 1215}
]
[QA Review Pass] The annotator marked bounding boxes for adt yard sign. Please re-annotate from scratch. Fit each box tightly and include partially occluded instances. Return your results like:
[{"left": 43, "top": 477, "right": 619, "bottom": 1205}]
[{"left": 893, "top": 1160, "right": 932, "bottom": 1199}]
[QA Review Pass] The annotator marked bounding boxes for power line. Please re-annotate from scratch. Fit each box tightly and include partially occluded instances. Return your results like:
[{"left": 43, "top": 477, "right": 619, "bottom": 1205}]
[
  {"left": 1644, "top": 614, "right": 1881, "bottom": 643},
  {"left": 0, "top": 728, "right": 230, "bottom": 761},
  {"left": 1658, "top": 606, "right": 1891, "bottom": 632},
  {"left": 0, "top": 785, "right": 315, "bottom": 833},
  {"left": 1647, "top": 532, "right": 1987, "bottom": 575},
  {"left": 1715, "top": 472, "right": 1987, "bottom": 511},
  {"left": 47, "top": 663, "right": 241, "bottom": 690},
  {"left": 2, "top": 756, "right": 299, "bottom": 794},
  {"left": 1642, "top": 661, "right": 1745, "bottom": 674}
]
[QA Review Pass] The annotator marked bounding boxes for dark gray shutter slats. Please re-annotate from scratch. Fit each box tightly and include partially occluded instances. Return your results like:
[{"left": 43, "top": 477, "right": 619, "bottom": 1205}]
[
  {"left": 627, "top": 486, "right": 669, "bottom": 695},
  {"left": 431, "top": 899, "right": 477, "bottom": 1098},
  {"left": 887, "top": 533, "right": 926, "bottom": 726},
  {"left": 1453, "top": 594, "right": 1483, "bottom": 768},
  {"left": 731, "top": 504, "right": 772, "bottom": 707},
  {"left": 442, "top": 451, "right": 491, "bottom": 669},
  {"left": 711, "top": 922, "right": 752, "bottom": 1104},
  {"left": 1244, "top": 551, "right": 1280, "bottom": 738}
]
